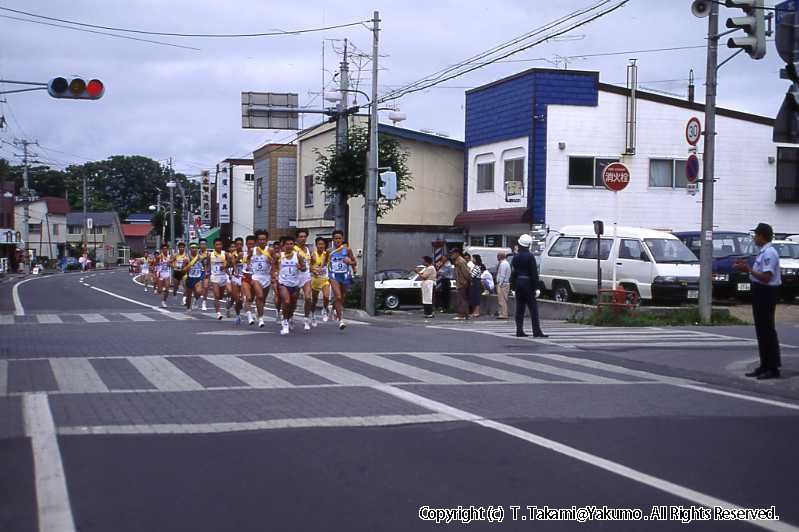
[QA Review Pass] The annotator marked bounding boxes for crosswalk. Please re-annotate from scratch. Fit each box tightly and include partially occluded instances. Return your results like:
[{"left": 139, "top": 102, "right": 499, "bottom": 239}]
[
  {"left": 0, "top": 352, "right": 658, "bottom": 396},
  {"left": 429, "top": 321, "right": 763, "bottom": 349},
  {"left": 0, "top": 310, "right": 368, "bottom": 326}
]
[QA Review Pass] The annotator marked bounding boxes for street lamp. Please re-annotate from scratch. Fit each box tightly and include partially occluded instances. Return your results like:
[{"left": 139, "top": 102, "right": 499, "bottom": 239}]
[{"left": 166, "top": 181, "right": 176, "bottom": 248}]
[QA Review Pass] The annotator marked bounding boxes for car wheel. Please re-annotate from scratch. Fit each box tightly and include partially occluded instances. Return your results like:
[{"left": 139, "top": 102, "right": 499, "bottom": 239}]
[
  {"left": 384, "top": 292, "right": 401, "bottom": 310},
  {"left": 553, "top": 283, "right": 572, "bottom": 303}
]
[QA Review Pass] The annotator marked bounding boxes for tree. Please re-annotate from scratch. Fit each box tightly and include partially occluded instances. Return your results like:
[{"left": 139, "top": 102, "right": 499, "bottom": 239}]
[{"left": 313, "top": 125, "right": 413, "bottom": 219}]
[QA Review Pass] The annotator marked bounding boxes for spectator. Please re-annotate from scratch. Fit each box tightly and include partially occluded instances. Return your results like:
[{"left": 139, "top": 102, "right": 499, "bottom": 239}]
[
  {"left": 449, "top": 248, "right": 471, "bottom": 320},
  {"left": 495, "top": 252, "right": 511, "bottom": 320},
  {"left": 435, "top": 257, "right": 453, "bottom": 313},
  {"left": 469, "top": 254, "right": 484, "bottom": 318},
  {"left": 415, "top": 256, "right": 437, "bottom": 319},
  {"left": 480, "top": 264, "right": 495, "bottom": 294}
]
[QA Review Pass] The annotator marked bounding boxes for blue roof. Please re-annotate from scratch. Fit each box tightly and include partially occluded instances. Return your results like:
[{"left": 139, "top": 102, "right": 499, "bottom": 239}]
[
  {"left": 378, "top": 123, "right": 463, "bottom": 151},
  {"left": 126, "top": 212, "right": 152, "bottom": 222},
  {"left": 66, "top": 212, "right": 118, "bottom": 226}
]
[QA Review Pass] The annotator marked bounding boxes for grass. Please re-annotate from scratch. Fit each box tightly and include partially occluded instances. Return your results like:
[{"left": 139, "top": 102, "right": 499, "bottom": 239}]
[{"left": 573, "top": 307, "right": 747, "bottom": 327}]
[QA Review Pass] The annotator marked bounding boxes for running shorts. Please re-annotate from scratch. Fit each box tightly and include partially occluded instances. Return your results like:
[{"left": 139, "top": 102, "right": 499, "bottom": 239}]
[
  {"left": 299, "top": 271, "right": 312, "bottom": 287},
  {"left": 173, "top": 271, "right": 185, "bottom": 281},
  {"left": 159, "top": 270, "right": 171, "bottom": 281},
  {"left": 252, "top": 274, "right": 271, "bottom": 288},
  {"left": 210, "top": 274, "right": 227, "bottom": 285},
  {"left": 230, "top": 275, "right": 242, "bottom": 287},
  {"left": 311, "top": 277, "right": 330, "bottom": 292},
  {"left": 330, "top": 272, "right": 350, "bottom": 289},
  {"left": 186, "top": 276, "right": 203, "bottom": 290}
]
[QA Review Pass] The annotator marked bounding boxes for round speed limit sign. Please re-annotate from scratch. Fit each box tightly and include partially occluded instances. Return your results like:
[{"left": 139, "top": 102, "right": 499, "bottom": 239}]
[{"left": 686, "top": 117, "right": 702, "bottom": 146}]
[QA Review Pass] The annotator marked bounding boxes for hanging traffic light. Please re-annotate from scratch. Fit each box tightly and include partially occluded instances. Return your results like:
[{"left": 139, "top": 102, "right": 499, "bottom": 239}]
[
  {"left": 47, "top": 77, "right": 105, "bottom": 100},
  {"left": 725, "top": 0, "right": 767, "bottom": 60}
]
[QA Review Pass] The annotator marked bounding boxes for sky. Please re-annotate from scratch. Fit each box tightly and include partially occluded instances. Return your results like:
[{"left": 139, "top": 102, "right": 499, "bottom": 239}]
[{"left": 0, "top": 0, "right": 789, "bottom": 177}]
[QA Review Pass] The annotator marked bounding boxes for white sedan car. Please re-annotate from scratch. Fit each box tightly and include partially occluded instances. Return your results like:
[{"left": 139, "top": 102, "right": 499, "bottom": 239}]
[{"left": 374, "top": 269, "right": 455, "bottom": 310}]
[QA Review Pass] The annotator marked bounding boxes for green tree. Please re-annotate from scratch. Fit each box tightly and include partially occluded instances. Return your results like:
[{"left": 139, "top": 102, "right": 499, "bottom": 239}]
[{"left": 314, "top": 125, "right": 413, "bottom": 218}]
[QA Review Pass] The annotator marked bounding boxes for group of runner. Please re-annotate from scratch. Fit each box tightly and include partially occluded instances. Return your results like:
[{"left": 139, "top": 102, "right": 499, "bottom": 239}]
[{"left": 135, "top": 229, "right": 357, "bottom": 335}]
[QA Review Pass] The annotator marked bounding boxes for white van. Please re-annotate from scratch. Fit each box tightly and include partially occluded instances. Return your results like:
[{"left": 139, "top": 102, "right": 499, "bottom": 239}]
[{"left": 539, "top": 225, "right": 700, "bottom": 304}]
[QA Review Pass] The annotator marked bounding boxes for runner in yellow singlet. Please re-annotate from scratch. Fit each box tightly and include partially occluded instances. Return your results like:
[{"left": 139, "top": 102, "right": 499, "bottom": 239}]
[{"left": 310, "top": 236, "right": 331, "bottom": 326}]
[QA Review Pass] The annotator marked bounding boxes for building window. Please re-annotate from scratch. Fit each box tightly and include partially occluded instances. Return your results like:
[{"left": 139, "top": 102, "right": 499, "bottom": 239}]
[
  {"left": 28, "top": 223, "right": 41, "bottom": 234},
  {"left": 505, "top": 235, "right": 518, "bottom": 249},
  {"left": 568, "top": 157, "right": 620, "bottom": 187},
  {"left": 476, "top": 162, "right": 494, "bottom": 193},
  {"left": 469, "top": 236, "right": 484, "bottom": 246},
  {"left": 52, "top": 224, "right": 59, "bottom": 236},
  {"left": 777, "top": 147, "right": 799, "bottom": 203},
  {"left": 649, "top": 159, "right": 689, "bottom": 188},
  {"left": 304, "top": 175, "right": 314, "bottom": 207},
  {"left": 68, "top": 225, "right": 82, "bottom": 235},
  {"left": 256, "top": 178, "right": 263, "bottom": 208},
  {"left": 504, "top": 158, "right": 525, "bottom": 200},
  {"left": 244, "top": 173, "right": 255, "bottom": 182}
]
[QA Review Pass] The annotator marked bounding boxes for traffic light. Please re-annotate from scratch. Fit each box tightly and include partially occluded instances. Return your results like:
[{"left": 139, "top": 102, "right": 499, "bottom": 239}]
[
  {"left": 47, "top": 77, "right": 105, "bottom": 100},
  {"left": 379, "top": 171, "right": 397, "bottom": 201},
  {"left": 724, "top": 0, "right": 766, "bottom": 59}
]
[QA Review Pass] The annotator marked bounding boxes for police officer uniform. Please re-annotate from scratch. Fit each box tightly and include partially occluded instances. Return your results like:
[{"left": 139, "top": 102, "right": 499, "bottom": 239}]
[
  {"left": 745, "top": 223, "right": 782, "bottom": 379},
  {"left": 510, "top": 235, "right": 547, "bottom": 338}
]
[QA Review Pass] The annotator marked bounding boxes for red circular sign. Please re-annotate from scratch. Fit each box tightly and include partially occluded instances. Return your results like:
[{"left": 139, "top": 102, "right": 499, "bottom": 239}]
[
  {"left": 685, "top": 154, "right": 700, "bottom": 183},
  {"left": 602, "top": 162, "right": 631, "bottom": 192},
  {"left": 685, "top": 117, "right": 702, "bottom": 146}
]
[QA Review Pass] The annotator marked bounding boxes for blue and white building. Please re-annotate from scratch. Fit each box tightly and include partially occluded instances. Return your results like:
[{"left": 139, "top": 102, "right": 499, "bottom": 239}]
[{"left": 457, "top": 67, "right": 799, "bottom": 248}]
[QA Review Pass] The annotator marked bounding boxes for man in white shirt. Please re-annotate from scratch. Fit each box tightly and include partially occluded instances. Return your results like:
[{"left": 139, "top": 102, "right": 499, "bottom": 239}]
[
  {"left": 495, "top": 252, "right": 511, "bottom": 319},
  {"left": 735, "top": 223, "right": 782, "bottom": 380}
]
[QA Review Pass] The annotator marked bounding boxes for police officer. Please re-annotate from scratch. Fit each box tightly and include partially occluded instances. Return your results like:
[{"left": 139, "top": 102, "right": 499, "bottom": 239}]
[
  {"left": 735, "top": 223, "right": 782, "bottom": 380},
  {"left": 511, "top": 234, "right": 547, "bottom": 338}
]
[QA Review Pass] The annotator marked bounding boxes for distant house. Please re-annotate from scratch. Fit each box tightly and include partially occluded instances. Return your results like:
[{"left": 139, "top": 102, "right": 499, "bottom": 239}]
[
  {"left": 121, "top": 223, "right": 155, "bottom": 255},
  {"left": 125, "top": 212, "right": 154, "bottom": 225},
  {"left": 66, "top": 212, "right": 125, "bottom": 263},
  {"left": 14, "top": 196, "right": 71, "bottom": 260},
  {"left": 215, "top": 158, "right": 254, "bottom": 241},
  {"left": 252, "top": 143, "right": 297, "bottom": 240}
]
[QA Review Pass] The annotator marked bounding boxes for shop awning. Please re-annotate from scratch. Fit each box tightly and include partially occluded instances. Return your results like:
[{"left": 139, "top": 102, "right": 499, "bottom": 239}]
[{"left": 453, "top": 207, "right": 532, "bottom": 227}]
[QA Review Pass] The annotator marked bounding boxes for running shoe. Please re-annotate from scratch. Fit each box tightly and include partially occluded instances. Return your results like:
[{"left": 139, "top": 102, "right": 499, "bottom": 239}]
[
  {"left": 234, "top": 316, "right": 241, "bottom": 326},
  {"left": 161, "top": 301, "right": 167, "bottom": 308},
  {"left": 322, "top": 309, "right": 329, "bottom": 323},
  {"left": 247, "top": 311, "right": 254, "bottom": 326},
  {"left": 280, "top": 320, "right": 290, "bottom": 335},
  {"left": 304, "top": 318, "right": 311, "bottom": 332},
  {"left": 311, "top": 314, "right": 318, "bottom": 328},
  {"left": 338, "top": 320, "right": 346, "bottom": 330},
  {"left": 182, "top": 296, "right": 187, "bottom": 305},
  {"left": 258, "top": 318, "right": 265, "bottom": 328},
  {"left": 216, "top": 312, "right": 223, "bottom": 320},
  {"left": 202, "top": 301, "right": 207, "bottom": 311},
  {"left": 144, "top": 287, "right": 148, "bottom": 293}
]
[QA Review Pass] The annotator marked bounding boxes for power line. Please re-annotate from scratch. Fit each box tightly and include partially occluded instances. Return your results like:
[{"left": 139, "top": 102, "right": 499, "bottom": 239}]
[
  {"left": 0, "top": 6, "right": 368, "bottom": 38},
  {"left": 379, "top": 0, "right": 630, "bottom": 103},
  {"left": 0, "top": 14, "right": 201, "bottom": 50}
]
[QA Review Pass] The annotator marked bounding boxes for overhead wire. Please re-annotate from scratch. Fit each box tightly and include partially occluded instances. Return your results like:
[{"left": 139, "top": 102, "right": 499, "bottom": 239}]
[{"left": 0, "top": 6, "right": 369, "bottom": 38}]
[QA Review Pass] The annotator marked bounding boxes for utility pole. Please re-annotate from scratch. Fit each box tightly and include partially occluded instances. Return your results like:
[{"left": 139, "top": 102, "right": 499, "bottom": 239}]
[
  {"left": 334, "top": 39, "right": 350, "bottom": 232},
  {"left": 168, "top": 158, "right": 176, "bottom": 249},
  {"left": 13, "top": 138, "right": 37, "bottom": 262},
  {"left": 699, "top": 2, "right": 719, "bottom": 324},
  {"left": 363, "top": 11, "right": 380, "bottom": 316},
  {"left": 82, "top": 173, "right": 88, "bottom": 253},
  {"left": 156, "top": 190, "right": 162, "bottom": 249}
]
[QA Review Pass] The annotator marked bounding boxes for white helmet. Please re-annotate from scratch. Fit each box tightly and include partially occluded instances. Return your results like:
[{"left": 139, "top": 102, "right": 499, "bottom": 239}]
[{"left": 518, "top": 234, "right": 533, "bottom": 248}]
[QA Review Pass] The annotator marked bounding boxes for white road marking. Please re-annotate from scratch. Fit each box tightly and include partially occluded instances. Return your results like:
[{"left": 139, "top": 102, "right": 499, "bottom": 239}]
[
  {"left": 0, "top": 314, "right": 14, "bottom": 325},
  {"left": 161, "top": 311, "right": 194, "bottom": 321},
  {"left": 57, "top": 413, "right": 456, "bottom": 435},
  {"left": 374, "top": 385, "right": 799, "bottom": 532},
  {"left": 342, "top": 353, "right": 465, "bottom": 384},
  {"left": 202, "top": 355, "right": 292, "bottom": 388},
  {"left": 49, "top": 358, "right": 109, "bottom": 393},
  {"left": 0, "top": 360, "right": 7, "bottom": 395},
  {"left": 79, "top": 313, "right": 109, "bottom": 323},
  {"left": 23, "top": 393, "right": 77, "bottom": 532},
  {"left": 12, "top": 276, "right": 36, "bottom": 316},
  {"left": 197, "top": 330, "right": 271, "bottom": 336},
  {"left": 473, "top": 354, "right": 625, "bottom": 384},
  {"left": 127, "top": 356, "right": 203, "bottom": 391},
  {"left": 674, "top": 383, "right": 799, "bottom": 412},
  {"left": 120, "top": 313, "right": 155, "bottom": 322},
  {"left": 272, "top": 353, "right": 380, "bottom": 386},
  {"left": 411, "top": 353, "right": 544, "bottom": 383},
  {"left": 36, "top": 314, "right": 63, "bottom": 324}
]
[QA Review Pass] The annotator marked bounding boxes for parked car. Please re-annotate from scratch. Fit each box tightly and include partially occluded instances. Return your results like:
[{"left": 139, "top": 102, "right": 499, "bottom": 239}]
[
  {"left": 539, "top": 225, "right": 700, "bottom": 304},
  {"left": 772, "top": 240, "right": 799, "bottom": 302},
  {"left": 374, "top": 269, "right": 456, "bottom": 310},
  {"left": 58, "top": 257, "right": 80, "bottom": 272},
  {"left": 673, "top": 231, "right": 755, "bottom": 300}
]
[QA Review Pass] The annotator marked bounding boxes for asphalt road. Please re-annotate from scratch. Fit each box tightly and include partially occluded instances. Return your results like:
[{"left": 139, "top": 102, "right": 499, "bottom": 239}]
[{"left": 1, "top": 270, "right": 798, "bottom": 532}]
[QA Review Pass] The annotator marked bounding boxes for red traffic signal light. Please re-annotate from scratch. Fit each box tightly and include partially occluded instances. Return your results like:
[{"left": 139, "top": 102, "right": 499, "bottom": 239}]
[{"left": 48, "top": 77, "right": 104, "bottom": 100}]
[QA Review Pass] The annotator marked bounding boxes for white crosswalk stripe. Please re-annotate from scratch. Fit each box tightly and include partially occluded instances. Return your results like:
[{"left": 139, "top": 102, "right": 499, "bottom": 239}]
[
  {"left": 1, "top": 352, "right": 660, "bottom": 396},
  {"left": 36, "top": 314, "right": 63, "bottom": 324},
  {"left": 120, "top": 313, "right": 155, "bottom": 322},
  {"left": 79, "top": 313, "right": 109, "bottom": 323},
  {"left": 0, "top": 310, "right": 368, "bottom": 325},
  {"left": 0, "top": 314, "right": 14, "bottom": 325},
  {"left": 429, "top": 322, "right": 764, "bottom": 349}
]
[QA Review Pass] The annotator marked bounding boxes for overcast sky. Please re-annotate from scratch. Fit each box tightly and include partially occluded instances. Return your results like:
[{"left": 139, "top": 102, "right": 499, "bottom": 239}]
[{"left": 0, "top": 0, "right": 789, "bottom": 177}]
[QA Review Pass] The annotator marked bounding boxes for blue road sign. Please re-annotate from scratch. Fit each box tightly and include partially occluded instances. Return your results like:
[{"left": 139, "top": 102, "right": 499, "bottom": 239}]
[
  {"left": 686, "top": 154, "right": 700, "bottom": 183},
  {"left": 777, "top": 0, "right": 798, "bottom": 25}
]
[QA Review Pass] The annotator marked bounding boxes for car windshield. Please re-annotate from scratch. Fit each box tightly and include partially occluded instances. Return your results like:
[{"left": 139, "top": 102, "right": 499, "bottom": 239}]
[
  {"left": 773, "top": 243, "right": 799, "bottom": 259},
  {"left": 406, "top": 272, "right": 419, "bottom": 280},
  {"left": 713, "top": 233, "right": 755, "bottom": 258},
  {"left": 644, "top": 238, "right": 699, "bottom": 263}
]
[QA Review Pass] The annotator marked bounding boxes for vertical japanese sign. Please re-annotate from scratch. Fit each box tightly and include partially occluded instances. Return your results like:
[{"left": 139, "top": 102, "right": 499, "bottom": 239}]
[
  {"left": 200, "top": 171, "right": 211, "bottom": 226},
  {"left": 217, "top": 167, "right": 230, "bottom": 224}
]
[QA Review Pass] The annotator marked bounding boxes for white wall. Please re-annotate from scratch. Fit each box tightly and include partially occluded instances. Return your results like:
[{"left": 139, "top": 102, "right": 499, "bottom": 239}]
[
  {"left": 14, "top": 201, "right": 66, "bottom": 258},
  {"left": 221, "top": 162, "right": 254, "bottom": 238},
  {"left": 545, "top": 90, "right": 799, "bottom": 234},
  {"left": 467, "top": 137, "right": 529, "bottom": 211}
]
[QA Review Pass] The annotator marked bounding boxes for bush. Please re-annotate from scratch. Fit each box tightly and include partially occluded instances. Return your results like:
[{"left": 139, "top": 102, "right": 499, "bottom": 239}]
[{"left": 574, "top": 307, "right": 745, "bottom": 327}]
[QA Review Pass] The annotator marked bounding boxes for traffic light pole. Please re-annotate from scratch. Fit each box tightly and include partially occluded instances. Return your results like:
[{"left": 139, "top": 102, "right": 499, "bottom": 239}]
[
  {"left": 699, "top": 1, "right": 719, "bottom": 325},
  {"left": 335, "top": 41, "right": 350, "bottom": 233},
  {"left": 363, "top": 11, "right": 380, "bottom": 316}
]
